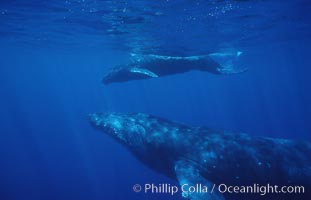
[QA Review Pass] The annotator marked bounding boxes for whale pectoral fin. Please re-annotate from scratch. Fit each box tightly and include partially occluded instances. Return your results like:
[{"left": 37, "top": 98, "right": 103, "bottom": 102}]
[
  {"left": 129, "top": 67, "right": 159, "bottom": 78},
  {"left": 175, "top": 160, "right": 225, "bottom": 200}
]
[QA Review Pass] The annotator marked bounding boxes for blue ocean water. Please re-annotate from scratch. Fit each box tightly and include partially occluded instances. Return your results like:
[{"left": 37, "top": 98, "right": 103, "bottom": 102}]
[{"left": 0, "top": 0, "right": 311, "bottom": 200}]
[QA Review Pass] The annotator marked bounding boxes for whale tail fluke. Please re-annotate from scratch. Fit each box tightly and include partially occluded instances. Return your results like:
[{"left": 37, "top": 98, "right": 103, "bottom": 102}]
[
  {"left": 209, "top": 50, "right": 247, "bottom": 74},
  {"left": 208, "top": 51, "right": 243, "bottom": 58}
]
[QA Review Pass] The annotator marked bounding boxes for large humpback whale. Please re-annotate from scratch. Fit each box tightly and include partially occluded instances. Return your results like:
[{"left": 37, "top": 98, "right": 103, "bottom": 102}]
[
  {"left": 89, "top": 112, "right": 311, "bottom": 200},
  {"left": 102, "top": 52, "right": 246, "bottom": 84}
]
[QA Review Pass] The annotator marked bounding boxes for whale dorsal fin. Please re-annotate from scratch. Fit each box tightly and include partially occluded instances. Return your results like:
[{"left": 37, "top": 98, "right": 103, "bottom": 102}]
[
  {"left": 129, "top": 67, "right": 159, "bottom": 78},
  {"left": 175, "top": 160, "right": 225, "bottom": 200}
]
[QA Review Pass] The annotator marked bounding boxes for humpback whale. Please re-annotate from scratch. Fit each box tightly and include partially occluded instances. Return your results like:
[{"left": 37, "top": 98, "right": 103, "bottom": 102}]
[
  {"left": 102, "top": 52, "right": 246, "bottom": 85},
  {"left": 89, "top": 112, "right": 310, "bottom": 200}
]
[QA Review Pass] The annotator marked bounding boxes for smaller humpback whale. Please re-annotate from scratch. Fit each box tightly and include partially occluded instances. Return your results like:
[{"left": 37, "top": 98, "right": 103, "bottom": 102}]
[
  {"left": 102, "top": 52, "right": 246, "bottom": 85},
  {"left": 89, "top": 112, "right": 311, "bottom": 200}
]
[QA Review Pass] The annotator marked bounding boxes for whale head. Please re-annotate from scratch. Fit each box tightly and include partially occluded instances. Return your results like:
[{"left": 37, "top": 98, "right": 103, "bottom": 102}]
[
  {"left": 89, "top": 112, "right": 148, "bottom": 147},
  {"left": 102, "top": 67, "right": 128, "bottom": 85},
  {"left": 89, "top": 112, "right": 191, "bottom": 172}
]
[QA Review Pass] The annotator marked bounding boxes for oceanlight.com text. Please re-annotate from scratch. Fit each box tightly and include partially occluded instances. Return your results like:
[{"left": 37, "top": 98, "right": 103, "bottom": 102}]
[{"left": 132, "top": 183, "right": 305, "bottom": 196}]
